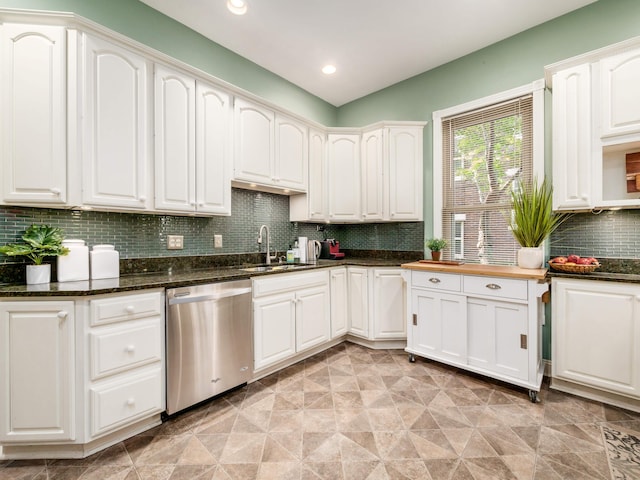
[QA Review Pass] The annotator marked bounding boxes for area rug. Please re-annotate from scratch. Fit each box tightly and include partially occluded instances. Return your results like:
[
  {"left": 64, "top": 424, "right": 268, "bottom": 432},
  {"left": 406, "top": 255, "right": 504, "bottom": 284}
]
[{"left": 602, "top": 424, "right": 640, "bottom": 479}]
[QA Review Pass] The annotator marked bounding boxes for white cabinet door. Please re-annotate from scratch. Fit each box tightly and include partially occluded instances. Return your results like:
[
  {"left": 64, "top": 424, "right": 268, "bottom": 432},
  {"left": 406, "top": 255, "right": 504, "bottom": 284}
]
[
  {"left": 600, "top": 48, "right": 640, "bottom": 138},
  {"left": 552, "top": 64, "right": 593, "bottom": 210},
  {"left": 347, "top": 267, "right": 369, "bottom": 337},
  {"left": 196, "top": 81, "right": 232, "bottom": 215},
  {"left": 330, "top": 268, "right": 348, "bottom": 338},
  {"left": 275, "top": 114, "right": 308, "bottom": 191},
  {"left": 233, "top": 98, "right": 275, "bottom": 186},
  {"left": 553, "top": 278, "right": 640, "bottom": 398},
  {"left": 1, "top": 23, "right": 67, "bottom": 205},
  {"left": 0, "top": 301, "right": 75, "bottom": 442},
  {"left": 467, "top": 298, "right": 528, "bottom": 381},
  {"left": 361, "top": 129, "right": 384, "bottom": 221},
  {"left": 154, "top": 64, "right": 196, "bottom": 212},
  {"left": 253, "top": 293, "right": 296, "bottom": 371},
  {"left": 372, "top": 268, "right": 406, "bottom": 339},
  {"left": 296, "top": 284, "right": 331, "bottom": 352},
  {"left": 82, "top": 34, "right": 150, "bottom": 210},
  {"left": 410, "top": 289, "right": 466, "bottom": 364},
  {"left": 327, "top": 133, "right": 361, "bottom": 221},
  {"left": 387, "top": 126, "right": 423, "bottom": 220}
]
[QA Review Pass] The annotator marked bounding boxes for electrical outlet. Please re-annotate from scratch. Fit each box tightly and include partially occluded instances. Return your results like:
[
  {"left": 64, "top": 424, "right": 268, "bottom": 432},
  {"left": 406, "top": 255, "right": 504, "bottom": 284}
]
[
  {"left": 214, "top": 234, "right": 223, "bottom": 248},
  {"left": 167, "top": 235, "right": 184, "bottom": 250}
]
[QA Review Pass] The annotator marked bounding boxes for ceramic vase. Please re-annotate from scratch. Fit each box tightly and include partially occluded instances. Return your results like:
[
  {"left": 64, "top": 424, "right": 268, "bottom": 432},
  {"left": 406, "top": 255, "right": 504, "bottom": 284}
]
[
  {"left": 517, "top": 247, "right": 543, "bottom": 269},
  {"left": 26, "top": 264, "right": 51, "bottom": 284}
]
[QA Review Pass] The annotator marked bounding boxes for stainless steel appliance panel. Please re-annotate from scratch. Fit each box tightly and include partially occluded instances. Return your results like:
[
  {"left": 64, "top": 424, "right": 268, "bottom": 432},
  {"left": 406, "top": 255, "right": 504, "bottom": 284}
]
[{"left": 166, "top": 279, "right": 252, "bottom": 415}]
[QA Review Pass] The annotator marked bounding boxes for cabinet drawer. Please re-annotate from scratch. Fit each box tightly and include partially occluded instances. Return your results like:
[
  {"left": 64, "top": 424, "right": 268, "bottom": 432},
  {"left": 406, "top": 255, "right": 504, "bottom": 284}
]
[
  {"left": 89, "top": 368, "right": 163, "bottom": 438},
  {"left": 90, "top": 318, "right": 162, "bottom": 380},
  {"left": 412, "top": 271, "right": 460, "bottom": 292},
  {"left": 253, "top": 270, "right": 329, "bottom": 298},
  {"left": 463, "top": 275, "right": 527, "bottom": 301},
  {"left": 90, "top": 291, "right": 162, "bottom": 326}
]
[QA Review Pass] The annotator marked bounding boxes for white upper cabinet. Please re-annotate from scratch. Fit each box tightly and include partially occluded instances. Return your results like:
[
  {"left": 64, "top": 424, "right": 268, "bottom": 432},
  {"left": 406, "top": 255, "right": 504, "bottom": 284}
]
[
  {"left": 547, "top": 38, "right": 640, "bottom": 211},
  {"left": 195, "top": 81, "right": 232, "bottom": 215},
  {"left": 551, "top": 64, "right": 593, "bottom": 211},
  {"left": 233, "top": 98, "right": 276, "bottom": 186},
  {"left": 275, "top": 114, "right": 308, "bottom": 191},
  {"left": 233, "top": 98, "right": 308, "bottom": 193},
  {"left": 0, "top": 23, "right": 67, "bottom": 205},
  {"left": 82, "top": 34, "right": 151, "bottom": 210},
  {"left": 387, "top": 126, "right": 423, "bottom": 220},
  {"left": 154, "top": 64, "right": 196, "bottom": 212},
  {"left": 599, "top": 49, "right": 640, "bottom": 138},
  {"left": 327, "top": 133, "right": 361, "bottom": 221},
  {"left": 361, "top": 129, "right": 384, "bottom": 221}
]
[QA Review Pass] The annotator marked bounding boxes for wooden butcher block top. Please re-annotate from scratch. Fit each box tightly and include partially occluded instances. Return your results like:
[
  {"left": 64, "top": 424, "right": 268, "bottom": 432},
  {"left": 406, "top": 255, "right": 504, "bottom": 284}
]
[{"left": 401, "top": 261, "right": 547, "bottom": 281}]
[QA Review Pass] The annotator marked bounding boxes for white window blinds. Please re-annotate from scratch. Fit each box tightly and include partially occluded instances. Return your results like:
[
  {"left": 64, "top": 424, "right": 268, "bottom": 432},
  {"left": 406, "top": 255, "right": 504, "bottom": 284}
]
[{"left": 441, "top": 95, "right": 533, "bottom": 265}]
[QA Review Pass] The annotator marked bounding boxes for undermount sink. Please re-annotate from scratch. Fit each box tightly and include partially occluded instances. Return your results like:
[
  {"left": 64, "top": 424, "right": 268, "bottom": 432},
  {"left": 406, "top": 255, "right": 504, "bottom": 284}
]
[{"left": 240, "top": 264, "right": 310, "bottom": 273}]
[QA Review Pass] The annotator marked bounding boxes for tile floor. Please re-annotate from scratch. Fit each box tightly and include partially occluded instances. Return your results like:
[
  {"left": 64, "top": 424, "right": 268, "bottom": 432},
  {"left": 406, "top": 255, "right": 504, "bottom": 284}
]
[{"left": 2, "top": 342, "right": 640, "bottom": 479}]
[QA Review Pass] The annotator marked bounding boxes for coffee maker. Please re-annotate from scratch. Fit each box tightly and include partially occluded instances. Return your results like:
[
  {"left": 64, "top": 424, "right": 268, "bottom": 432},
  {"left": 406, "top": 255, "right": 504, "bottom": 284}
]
[{"left": 320, "top": 239, "right": 345, "bottom": 259}]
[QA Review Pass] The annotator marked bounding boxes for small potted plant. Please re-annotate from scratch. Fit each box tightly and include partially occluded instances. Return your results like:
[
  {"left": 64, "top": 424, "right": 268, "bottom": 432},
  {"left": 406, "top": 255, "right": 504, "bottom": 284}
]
[
  {"left": 0, "top": 224, "right": 69, "bottom": 284},
  {"left": 508, "top": 178, "right": 570, "bottom": 268},
  {"left": 426, "top": 237, "right": 448, "bottom": 261}
]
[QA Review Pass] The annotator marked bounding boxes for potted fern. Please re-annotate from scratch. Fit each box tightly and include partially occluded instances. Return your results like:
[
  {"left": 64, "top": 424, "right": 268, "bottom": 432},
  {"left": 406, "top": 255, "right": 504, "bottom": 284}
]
[
  {"left": 508, "top": 178, "right": 569, "bottom": 268},
  {"left": 426, "top": 237, "right": 448, "bottom": 261},
  {"left": 0, "top": 224, "right": 69, "bottom": 284}
]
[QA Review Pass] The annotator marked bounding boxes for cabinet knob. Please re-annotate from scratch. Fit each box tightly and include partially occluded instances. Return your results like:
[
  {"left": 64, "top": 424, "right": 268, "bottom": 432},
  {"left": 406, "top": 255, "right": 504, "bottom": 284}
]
[
  {"left": 429, "top": 278, "right": 441, "bottom": 284},
  {"left": 139, "top": 196, "right": 146, "bottom": 202},
  {"left": 126, "top": 398, "right": 135, "bottom": 406},
  {"left": 57, "top": 310, "right": 68, "bottom": 319},
  {"left": 581, "top": 194, "right": 588, "bottom": 201},
  {"left": 125, "top": 305, "right": 135, "bottom": 314},
  {"left": 485, "top": 283, "right": 502, "bottom": 290},
  {"left": 125, "top": 345, "right": 135, "bottom": 353},
  {"left": 50, "top": 187, "right": 61, "bottom": 195}
]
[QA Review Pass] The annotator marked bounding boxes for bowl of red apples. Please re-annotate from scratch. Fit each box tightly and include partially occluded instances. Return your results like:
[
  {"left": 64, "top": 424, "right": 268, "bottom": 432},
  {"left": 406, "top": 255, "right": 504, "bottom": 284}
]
[{"left": 548, "top": 254, "right": 600, "bottom": 274}]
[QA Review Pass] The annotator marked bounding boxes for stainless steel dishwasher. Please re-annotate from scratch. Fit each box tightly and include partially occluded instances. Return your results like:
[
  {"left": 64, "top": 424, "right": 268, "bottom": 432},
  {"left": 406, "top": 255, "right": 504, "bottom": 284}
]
[{"left": 166, "top": 279, "right": 252, "bottom": 415}]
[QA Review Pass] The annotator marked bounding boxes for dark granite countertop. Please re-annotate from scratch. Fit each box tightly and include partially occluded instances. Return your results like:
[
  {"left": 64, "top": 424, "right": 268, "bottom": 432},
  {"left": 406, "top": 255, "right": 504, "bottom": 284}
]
[
  {"left": 546, "top": 257, "right": 640, "bottom": 284},
  {"left": 0, "top": 255, "right": 417, "bottom": 297}
]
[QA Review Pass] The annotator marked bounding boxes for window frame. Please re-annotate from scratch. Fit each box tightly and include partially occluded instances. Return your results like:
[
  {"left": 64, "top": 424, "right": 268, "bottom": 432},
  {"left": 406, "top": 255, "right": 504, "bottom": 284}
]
[{"left": 432, "top": 80, "right": 546, "bottom": 254}]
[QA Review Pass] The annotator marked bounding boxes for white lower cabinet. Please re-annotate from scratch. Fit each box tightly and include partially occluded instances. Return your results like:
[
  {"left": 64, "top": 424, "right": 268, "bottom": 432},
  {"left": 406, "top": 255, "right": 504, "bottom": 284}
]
[
  {"left": 0, "top": 290, "right": 164, "bottom": 458},
  {"left": 329, "top": 267, "right": 348, "bottom": 338},
  {"left": 253, "top": 271, "right": 330, "bottom": 372},
  {"left": 404, "top": 266, "right": 547, "bottom": 400},
  {"left": 347, "top": 267, "right": 369, "bottom": 337},
  {"left": 552, "top": 278, "right": 640, "bottom": 407},
  {"left": 0, "top": 301, "right": 75, "bottom": 442}
]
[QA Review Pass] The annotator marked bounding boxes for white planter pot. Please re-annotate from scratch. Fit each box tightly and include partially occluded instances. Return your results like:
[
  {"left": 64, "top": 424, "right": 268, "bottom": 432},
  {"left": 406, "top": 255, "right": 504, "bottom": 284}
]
[
  {"left": 26, "top": 264, "right": 51, "bottom": 285},
  {"left": 517, "top": 247, "right": 544, "bottom": 269}
]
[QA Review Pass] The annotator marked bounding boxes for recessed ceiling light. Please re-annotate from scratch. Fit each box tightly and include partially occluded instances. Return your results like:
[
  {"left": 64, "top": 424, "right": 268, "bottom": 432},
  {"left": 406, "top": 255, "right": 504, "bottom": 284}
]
[
  {"left": 227, "top": 0, "right": 247, "bottom": 15},
  {"left": 322, "top": 64, "right": 337, "bottom": 75}
]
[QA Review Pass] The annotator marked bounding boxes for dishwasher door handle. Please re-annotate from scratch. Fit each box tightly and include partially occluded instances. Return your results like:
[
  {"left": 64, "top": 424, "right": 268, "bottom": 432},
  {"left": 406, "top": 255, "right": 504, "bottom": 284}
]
[{"left": 168, "top": 287, "right": 252, "bottom": 305}]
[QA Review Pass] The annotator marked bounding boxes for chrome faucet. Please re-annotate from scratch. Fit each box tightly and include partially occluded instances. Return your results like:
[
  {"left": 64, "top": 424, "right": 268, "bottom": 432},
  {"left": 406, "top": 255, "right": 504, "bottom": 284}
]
[{"left": 257, "top": 225, "right": 277, "bottom": 265}]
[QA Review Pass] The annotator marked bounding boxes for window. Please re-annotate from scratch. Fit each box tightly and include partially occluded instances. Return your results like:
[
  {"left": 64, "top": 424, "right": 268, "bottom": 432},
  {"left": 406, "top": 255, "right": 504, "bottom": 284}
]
[{"left": 432, "top": 81, "right": 544, "bottom": 265}]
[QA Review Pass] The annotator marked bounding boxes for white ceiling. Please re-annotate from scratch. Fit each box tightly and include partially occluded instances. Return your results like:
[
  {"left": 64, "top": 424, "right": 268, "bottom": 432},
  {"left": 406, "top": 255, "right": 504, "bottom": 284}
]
[{"left": 140, "top": 0, "right": 596, "bottom": 107}]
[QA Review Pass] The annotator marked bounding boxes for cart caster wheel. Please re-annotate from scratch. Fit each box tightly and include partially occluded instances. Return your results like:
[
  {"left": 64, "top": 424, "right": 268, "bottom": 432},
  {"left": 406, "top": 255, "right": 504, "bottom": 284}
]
[
  {"left": 528, "top": 390, "right": 539, "bottom": 403},
  {"left": 408, "top": 354, "right": 416, "bottom": 363}
]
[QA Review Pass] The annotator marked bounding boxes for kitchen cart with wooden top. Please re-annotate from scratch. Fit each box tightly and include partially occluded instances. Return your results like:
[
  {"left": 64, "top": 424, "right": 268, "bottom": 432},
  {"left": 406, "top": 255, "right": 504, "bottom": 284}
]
[{"left": 401, "top": 261, "right": 548, "bottom": 402}]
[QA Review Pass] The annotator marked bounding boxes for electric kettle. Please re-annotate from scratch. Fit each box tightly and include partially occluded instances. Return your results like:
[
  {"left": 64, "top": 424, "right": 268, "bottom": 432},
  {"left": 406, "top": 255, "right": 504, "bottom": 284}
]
[{"left": 306, "top": 240, "right": 322, "bottom": 263}]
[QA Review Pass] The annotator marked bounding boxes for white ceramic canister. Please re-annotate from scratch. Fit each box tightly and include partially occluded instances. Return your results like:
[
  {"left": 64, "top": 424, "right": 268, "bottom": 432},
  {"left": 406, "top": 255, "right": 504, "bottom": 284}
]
[
  {"left": 57, "top": 239, "right": 90, "bottom": 282},
  {"left": 91, "top": 244, "right": 120, "bottom": 280}
]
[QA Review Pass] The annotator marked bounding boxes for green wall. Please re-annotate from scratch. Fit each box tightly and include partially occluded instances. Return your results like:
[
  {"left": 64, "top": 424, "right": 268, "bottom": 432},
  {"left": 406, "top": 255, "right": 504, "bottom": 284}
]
[{"left": 0, "top": 0, "right": 337, "bottom": 126}]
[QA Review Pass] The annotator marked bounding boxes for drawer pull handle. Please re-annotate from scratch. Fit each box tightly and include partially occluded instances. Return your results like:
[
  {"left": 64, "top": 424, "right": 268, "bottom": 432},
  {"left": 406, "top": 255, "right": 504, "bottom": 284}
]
[
  {"left": 126, "top": 398, "right": 135, "bottom": 406},
  {"left": 486, "top": 283, "right": 501, "bottom": 290},
  {"left": 125, "top": 305, "right": 135, "bottom": 314},
  {"left": 125, "top": 345, "right": 135, "bottom": 353},
  {"left": 429, "top": 278, "right": 441, "bottom": 284}
]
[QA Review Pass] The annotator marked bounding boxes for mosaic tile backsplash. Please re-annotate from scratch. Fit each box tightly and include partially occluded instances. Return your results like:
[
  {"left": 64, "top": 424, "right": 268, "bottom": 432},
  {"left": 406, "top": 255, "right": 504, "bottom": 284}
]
[
  {"left": 0, "top": 188, "right": 424, "bottom": 264},
  {"left": 550, "top": 209, "right": 640, "bottom": 259}
]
